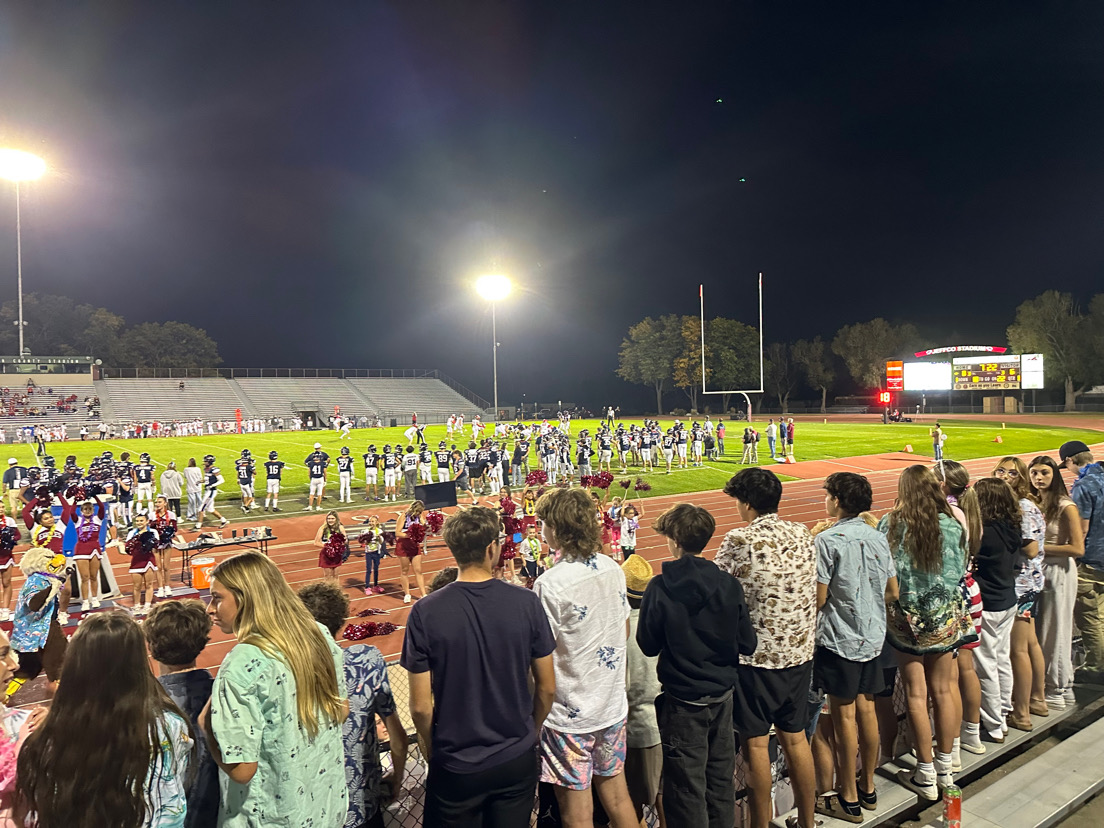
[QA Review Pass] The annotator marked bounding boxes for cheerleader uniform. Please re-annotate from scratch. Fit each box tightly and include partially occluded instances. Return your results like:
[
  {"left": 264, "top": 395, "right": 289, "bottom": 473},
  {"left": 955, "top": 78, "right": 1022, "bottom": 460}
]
[
  {"left": 319, "top": 527, "right": 348, "bottom": 569},
  {"left": 126, "top": 528, "right": 158, "bottom": 574},
  {"left": 31, "top": 523, "right": 64, "bottom": 556},
  {"left": 0, "top": 517, "right": 21, "bottom": 570},
  {"left": 521, "top": 498, "right": 538, "bottom": 531},
  {"left": 149, "top": 510, "right": 178, "bottom": 550},
  {"left": 396, "top": 516, "right": 423, "bottom": 558},
  {"left": 68, "top": 502, "right": 107, "bottom": 561}
]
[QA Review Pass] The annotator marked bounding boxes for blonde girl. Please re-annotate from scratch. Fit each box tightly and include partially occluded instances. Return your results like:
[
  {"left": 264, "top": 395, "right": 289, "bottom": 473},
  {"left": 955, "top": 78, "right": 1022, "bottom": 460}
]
[
  {"left": 202, "top": 552, "right": 348, "bottom": 826},
  {"left": 314, "top": 510, "right": 347, "bottom": 581}
]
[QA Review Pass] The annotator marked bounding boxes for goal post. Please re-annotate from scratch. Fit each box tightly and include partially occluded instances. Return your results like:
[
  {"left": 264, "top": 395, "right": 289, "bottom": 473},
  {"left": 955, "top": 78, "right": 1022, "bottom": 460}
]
[{"left": 699, "top": 274, "right": 765, "bottom": 420}]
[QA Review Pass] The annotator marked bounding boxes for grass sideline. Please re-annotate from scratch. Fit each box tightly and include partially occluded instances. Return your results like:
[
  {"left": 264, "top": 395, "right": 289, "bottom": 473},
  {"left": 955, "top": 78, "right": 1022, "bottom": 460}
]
[{"left": 13, "top": 417, "right": 1098, "bottom": 508}]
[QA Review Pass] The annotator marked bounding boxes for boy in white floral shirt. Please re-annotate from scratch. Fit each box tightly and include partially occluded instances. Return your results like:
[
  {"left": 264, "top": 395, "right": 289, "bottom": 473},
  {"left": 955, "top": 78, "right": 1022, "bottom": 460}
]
[{"left": 715, "top": 468, "right": 817, "bottom": 828}]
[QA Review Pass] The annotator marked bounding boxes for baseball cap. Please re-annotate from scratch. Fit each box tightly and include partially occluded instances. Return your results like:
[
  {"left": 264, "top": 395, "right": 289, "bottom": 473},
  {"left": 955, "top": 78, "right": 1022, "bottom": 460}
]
[
  {"left": 7, "top": 458, "right": 16, "bottom": 465},
  {"left": 314, "top": 442, "right": 322, "bottom": 449},
  {"left": 622, "top": 554, "right": 654, "bottom": 599},
  {"left": 1059, "top": 440, "right": 1091, "bottom": 462}
]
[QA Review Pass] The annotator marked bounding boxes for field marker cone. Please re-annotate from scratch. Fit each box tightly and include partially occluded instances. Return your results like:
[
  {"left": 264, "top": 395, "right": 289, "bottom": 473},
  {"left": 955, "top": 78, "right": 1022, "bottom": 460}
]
[
  {"left": 994, "top": 435, "right": 1003, "bottom": 443},
  {"left": 905, "top": 444, "right": 914, "bottom": 453}
]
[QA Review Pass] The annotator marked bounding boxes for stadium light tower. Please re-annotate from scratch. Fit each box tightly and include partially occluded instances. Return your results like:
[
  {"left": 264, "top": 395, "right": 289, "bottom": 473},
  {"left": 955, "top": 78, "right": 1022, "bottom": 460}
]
[
  {"left": 0, "top": 149, "right": 47, "bottom": 356},
  {"left": 475, "top": 273, "right": 512, "bottom": 421}
]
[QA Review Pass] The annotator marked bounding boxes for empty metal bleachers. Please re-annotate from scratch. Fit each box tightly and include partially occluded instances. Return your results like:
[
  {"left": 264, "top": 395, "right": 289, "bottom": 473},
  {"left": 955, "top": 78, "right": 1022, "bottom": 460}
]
[
  {"left": 97, "top": 378, "right": 248, "bottom": 422},
  {"left": 231, "top": 378, "right": 374, "bottom": 418},
  {"left": 347, "top": 378, "right": 483, "bottom": 419}
]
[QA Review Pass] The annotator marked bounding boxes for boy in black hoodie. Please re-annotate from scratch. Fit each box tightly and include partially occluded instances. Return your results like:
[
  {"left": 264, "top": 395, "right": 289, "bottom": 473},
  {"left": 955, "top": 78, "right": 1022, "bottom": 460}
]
[{"left": 637, "top": 503, "right": 757, "bottom": 828}]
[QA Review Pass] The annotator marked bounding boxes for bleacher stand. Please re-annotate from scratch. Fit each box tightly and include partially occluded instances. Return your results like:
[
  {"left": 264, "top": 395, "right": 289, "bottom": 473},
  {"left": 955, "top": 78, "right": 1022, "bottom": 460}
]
[
  {"left": 232, "top": 378, "right": 372, "bottom": 419},
  {"left": 347, "top": 378, "right": 483, "bottom": 421},
  {"left": 96, "top": 378, "right": 249, "bottom": 421}
]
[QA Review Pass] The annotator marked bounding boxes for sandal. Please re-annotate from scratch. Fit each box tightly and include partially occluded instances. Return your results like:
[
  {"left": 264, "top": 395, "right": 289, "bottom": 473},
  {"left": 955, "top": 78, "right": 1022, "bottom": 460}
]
[{"left": 815, "top": 794, "right": 863, "bottom": 824}]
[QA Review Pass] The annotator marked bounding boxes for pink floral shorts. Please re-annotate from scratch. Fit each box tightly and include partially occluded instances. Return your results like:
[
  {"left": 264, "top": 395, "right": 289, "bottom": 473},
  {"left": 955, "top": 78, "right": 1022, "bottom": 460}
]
[{"left": 539, "top": 718, "right": 627, "bottom": 790}]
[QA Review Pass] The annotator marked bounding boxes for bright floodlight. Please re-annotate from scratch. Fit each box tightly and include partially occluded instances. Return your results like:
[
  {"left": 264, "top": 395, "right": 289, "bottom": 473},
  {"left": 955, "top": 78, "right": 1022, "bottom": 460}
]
[
  {"left": 0, "top": 149, "right": 46, "bottom": 182},
  {"left": 475, "top": 273, "right": 511, "bottom": 302}
]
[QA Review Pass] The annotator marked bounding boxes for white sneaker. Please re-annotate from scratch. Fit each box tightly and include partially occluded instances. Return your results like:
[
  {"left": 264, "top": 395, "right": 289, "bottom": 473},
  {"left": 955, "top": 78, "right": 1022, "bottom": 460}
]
[
  {"left": 219, "top": 519, "right": 230, "bottom": 528},
  {"left": 58, "top": 612, "right": 69, "bottom": 626},
  {"left": 403, "top": 594, "right": 412, "bottom": 604},
  {"left": 0, "top": 608, "right": 8, "bottom": 621},
  {"left": 1064, "top": 688, "right": 1077, "bottom": 705},
  {"left": 81, "top": 600, "right": 91, "bottom": 612},
  {"left": 143, "top": 603, "right": 152, "bottom": 614},
  {"left": 1045, "top": 693, "right": 1067, "bottom": 710},
  {"left": 91, "top": 596, "right": 101, "bottom": 608},
  {"left": 897, "top": 769, "right": 939, "bottom": 801}
]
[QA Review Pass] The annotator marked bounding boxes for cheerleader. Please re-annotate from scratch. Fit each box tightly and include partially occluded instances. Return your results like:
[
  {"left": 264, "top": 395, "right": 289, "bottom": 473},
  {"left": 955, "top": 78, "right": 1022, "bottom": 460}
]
[
  {"left": 122, "top": 513, "right": 158, "bottom": 615},
  {"left": 395, "top": 501, "right": 428, "bottom": 604},
  {"left": 492, "top": 490, "right": 520, "bottom": 583},
  {"left": 0, "top": 502, "right": 21, "bottom": 620},
  {"left": 68, "top": 497, "right": 108, "bottom": 611},
  {"left": 359, "top": 514, "right": 387, "bottom": 595},
  {"left": 314, "top": 511, "right": 348, "bottom": 582},
  {"left": 149, "top": 496, "right": 178, "bottom": 598}
]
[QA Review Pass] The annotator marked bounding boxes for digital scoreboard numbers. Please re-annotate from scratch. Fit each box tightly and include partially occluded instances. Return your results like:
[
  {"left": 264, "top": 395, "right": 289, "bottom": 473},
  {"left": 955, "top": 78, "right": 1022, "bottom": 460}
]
[{"left": 952, "top": 356, "right": 1021, "bottom": 390}]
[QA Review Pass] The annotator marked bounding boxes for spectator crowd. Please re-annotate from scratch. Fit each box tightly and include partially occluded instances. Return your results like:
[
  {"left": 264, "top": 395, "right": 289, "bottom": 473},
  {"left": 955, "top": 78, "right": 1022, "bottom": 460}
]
[{"left": 0, "top": 437, "right": 1099, "bottom": 828}]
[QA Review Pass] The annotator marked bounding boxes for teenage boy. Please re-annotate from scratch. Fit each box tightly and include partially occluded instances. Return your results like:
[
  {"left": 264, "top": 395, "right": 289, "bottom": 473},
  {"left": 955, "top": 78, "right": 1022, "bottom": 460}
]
[
  {"left": 715, "top": 468, "right": 817, "bottom": 828},
  {"left": 812, "top": 473, "right": 899, "bottom": 823},
  {"left": 144, "top": 600, "right": 219, "bottom": 828},
  {"left": 637, "top": 503, "right": 757, "bottom": 828},
  {"left": 402, "top": 506, "right": 556, "bottom": 825},
  {"left": 1063, "top": 440, "right": 1104, "bottom": 681}
]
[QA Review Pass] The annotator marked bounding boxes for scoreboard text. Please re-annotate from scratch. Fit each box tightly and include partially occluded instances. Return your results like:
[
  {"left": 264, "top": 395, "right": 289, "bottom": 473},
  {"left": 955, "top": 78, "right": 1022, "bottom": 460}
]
[{"left": 952, "top": 356, "right": 1021, "bottom": 390}]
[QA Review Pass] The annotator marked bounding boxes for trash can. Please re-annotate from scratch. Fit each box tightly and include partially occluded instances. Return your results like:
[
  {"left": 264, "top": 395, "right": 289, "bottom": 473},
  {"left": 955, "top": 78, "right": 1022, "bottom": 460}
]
[{"left": 390, "top": 418, "right": 398, "bottom": 428}]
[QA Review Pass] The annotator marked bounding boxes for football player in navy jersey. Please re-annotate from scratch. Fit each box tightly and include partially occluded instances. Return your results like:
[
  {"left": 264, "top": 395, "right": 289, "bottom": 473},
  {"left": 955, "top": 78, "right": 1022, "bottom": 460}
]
[
  {"left": 304, "top": 448, "right": 329, "bottom": 511},
  {"left": 640, "top": 427, "right": 655, "bottom": 472},
  {"left": 263, "top": 450, "right": 285, "bottom": 511},
  {"left": 434, "top": 441, "right": 452, "bottom": 483},
  {"left": 597, "top": 429, "right": 613, "bottom": 473},
  {"left": 487, "top": 443, "right": 502, "bottom": 495},
  {"left": 362, "top": 444, "right": 381, "bottom": 501},
  {"left": 336, "top": 446, "right": 355, "bottom": 503},
  {"left": 661, "top": 429, "right": 676, "bottom": 474},
  {"left": 195, "top": 454, "right": 230, "bottom": 530},
  {"left": 134, "top": 452, "right": 157, "bottom": 516},
  {"left": 382, "top": 444, "right": 399, "bottom": 502},
  {"left": 418, "top": 444, "right": 434, "bottom": 486},
  {"left": 675, "top": 422, "right": 689, "bottom": 468},
  {"left": 235, "top": 449, "right": 257, "bottom": 512}
]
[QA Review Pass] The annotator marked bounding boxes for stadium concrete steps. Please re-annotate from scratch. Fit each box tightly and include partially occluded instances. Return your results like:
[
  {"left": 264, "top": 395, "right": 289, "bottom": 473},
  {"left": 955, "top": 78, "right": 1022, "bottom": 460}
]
[
  {"left": 231, "top": 377, "right": 374, "bottom": 420},
  {"left": 344, "top": 377, "right": 484, "bottom": 421},
  {"left": 919, "top": 713, "right": 1104, "bottom": 828},
  {"left": 770, "top": 685, "right": 1103, "bottom": 828},
  {"left": 98, "top": 378, "right": 246, "bottom": 422},
  {"left": 223, "top": 378, "right": 261, "bottom": 417},
  {"left": 338, "top": 379, "right": 381, "bottom": 415},
  {"left": 93, "top": 380, "right": 117, "bottom": 422}
]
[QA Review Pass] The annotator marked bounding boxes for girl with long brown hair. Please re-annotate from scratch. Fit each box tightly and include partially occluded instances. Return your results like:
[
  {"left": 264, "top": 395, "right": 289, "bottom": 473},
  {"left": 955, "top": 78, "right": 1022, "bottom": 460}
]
[
  {"left": 992, "top": 456, "right": 1049, "bottom": 727},
  {"left": 202, "top": 552, "right": 347, "bottom": 827},
  {"left": 972, "top": 477, "right": 1038, "bottom": 744},
  {"left": 1028, "top": 456, "right": 1085, "bottom": 709},
  {"left": 395, "top": 500, "right": 428, "bottom": 603},
  {"left": 16, "top": 612, "right": 193, "bottom": 828},
  {"left": 877, "top": 465, "right": 970, "bottom": 800}
]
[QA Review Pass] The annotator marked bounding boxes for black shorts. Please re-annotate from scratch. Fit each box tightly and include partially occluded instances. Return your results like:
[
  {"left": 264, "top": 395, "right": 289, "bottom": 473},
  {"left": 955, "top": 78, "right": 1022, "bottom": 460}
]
[
  {"left": 814, "top": 646, "right": 885, "bottom": 700},
  {"left": 733, "top": 661, "right": 813, "bottom": 738}
]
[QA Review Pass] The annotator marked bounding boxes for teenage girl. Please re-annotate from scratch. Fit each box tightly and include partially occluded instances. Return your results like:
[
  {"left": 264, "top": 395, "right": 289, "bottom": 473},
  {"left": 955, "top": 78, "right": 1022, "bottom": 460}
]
[
  {"left": 396, "top": 501, "right": 428, "bottom": 604},
  {"left": 150, "top": 496, "right": 178, "bottom": 598},
  {"left": 619, "top": 501, "right": 644, "bottom": 560},
  {"left": 0, "top": 502, "right": 20, "bottom": 621},
  {"left": 69, "top": 497, "right": 108, "bottom": 612},
  {"left": 315, "top": 511, "right": 347, "bottom": 582},
  {"left": 124, "top": 513, "right": 159, "bottom": 616}
]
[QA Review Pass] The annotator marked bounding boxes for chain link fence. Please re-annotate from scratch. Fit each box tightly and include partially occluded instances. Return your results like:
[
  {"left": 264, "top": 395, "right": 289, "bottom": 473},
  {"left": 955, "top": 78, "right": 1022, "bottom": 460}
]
[{"left": 376, "top": 659, "right": 913, "bottom": 827}]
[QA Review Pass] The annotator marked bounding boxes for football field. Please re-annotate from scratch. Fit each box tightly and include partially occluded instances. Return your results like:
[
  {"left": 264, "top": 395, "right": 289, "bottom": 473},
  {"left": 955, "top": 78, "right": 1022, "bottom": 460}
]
[{"left": 14, "top": 417, "right": 1100, "bottom": 508}]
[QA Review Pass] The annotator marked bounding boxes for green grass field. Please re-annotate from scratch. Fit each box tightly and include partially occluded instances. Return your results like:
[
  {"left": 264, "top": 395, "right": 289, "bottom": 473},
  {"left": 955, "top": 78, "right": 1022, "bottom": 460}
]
[{"left": 17, "top": 417, "right": 1100, "bottom": 507}]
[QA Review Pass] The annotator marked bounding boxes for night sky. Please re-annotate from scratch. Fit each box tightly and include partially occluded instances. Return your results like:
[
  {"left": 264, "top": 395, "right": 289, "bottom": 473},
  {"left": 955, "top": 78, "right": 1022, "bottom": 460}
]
[{"left": 1, "top": 3, "right": 1102, "bottom": 409}]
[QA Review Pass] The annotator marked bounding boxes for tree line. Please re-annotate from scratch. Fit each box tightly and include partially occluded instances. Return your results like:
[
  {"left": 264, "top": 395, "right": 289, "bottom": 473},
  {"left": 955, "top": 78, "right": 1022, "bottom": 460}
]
[
  {"left": 0, "top": 293, "right": 221, "bottom": 371},
  {"left": 617, "top": 290, "right": 1104, "bottom": 414}
]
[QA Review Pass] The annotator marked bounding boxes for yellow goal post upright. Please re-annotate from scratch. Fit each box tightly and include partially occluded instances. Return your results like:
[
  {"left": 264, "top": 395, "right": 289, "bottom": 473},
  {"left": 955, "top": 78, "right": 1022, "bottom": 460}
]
[{"left": 698, "top": 274, "right": 764, "bottom": 421}]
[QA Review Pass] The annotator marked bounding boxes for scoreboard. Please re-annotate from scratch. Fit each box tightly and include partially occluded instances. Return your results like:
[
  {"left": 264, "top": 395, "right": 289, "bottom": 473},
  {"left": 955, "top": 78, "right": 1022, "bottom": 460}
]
[{"left": 952, "top": 356, "right": 1021, "bottom": 390}]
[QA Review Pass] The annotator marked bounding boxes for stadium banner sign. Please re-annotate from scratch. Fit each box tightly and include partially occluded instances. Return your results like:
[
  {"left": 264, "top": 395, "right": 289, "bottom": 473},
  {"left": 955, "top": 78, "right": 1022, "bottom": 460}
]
[{"left": 913, "top": 345, "right": 1008, "bottom": 358}]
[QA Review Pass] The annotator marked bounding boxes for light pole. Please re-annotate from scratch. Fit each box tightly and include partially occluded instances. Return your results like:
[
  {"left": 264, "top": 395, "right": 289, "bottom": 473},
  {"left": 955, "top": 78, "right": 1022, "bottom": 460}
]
[
  {"left": 0, "top": 149, "right": 47, "bottom": 356},
  {"left": 474, "top": 273, "right": 512, "bottom": 421}
]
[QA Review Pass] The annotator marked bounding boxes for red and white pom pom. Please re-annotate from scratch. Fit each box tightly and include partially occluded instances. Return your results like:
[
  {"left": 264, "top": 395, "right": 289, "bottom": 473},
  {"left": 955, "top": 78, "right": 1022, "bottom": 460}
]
[
  {"left": 526, "top": 470, "right": 548, "bottom": 487},
  {"left": 424, "top": 510, "right": 446, "bottom": 534}
]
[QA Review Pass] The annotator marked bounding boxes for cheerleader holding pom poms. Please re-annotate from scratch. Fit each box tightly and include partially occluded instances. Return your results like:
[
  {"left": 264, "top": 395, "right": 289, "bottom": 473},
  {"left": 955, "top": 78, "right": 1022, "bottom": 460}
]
[
  {"left": 122, "top": 514, "right": 159, "bottom": 616},
  {"left": 149, "top": 496, "right": 178, "bottom": 598},
  {"left": 396, "top": 502, "right": 428, "bottom": 604},
  {"left": 0, "top": 504, "right": 22, "bottom": 621},
  {"left": 315, "top": 511, "right": 348, "bottom": 582}
]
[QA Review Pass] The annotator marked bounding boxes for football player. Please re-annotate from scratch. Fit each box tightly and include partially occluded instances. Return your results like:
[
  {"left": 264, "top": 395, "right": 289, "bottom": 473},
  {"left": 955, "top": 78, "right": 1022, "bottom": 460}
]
[
  {"left": 134, "top": 452, "right": 157, "bottom": 516},
  {"left": 304, "top": 448, "right": 329, "bottom": 511},
  {"left": 235, "top": 449, "right": 257, "bottom": 512},
  {"left": 362, "top": 444, "right": 380, "bottom": 501},
  {"left": 336, "top": 446, "right": 355, "bottom": 503},
  {"left": 263, "top": 450, "right": 285, "bottom": 511}
]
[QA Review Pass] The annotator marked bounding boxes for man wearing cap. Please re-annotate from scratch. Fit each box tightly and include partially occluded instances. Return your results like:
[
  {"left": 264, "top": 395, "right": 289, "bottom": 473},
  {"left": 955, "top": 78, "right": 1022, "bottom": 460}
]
[
  {"left": 1062, "top": 440, "right": 1104, "bottom": 681},
  {"left": 2, "top": 459, "right": 26, "bottom": 516}
]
